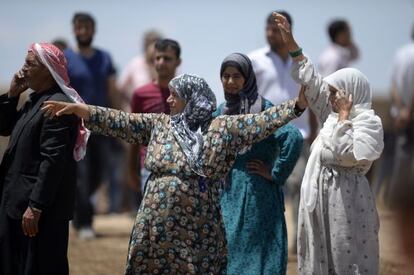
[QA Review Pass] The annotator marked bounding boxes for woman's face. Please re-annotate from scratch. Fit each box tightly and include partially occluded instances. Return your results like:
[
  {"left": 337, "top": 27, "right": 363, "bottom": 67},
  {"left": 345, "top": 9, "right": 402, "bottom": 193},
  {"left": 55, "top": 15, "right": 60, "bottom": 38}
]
[
  {"left": 328, "top": 84, "right": 340, "bottom": 113},
  {"left": 221, "top": 66, "right": 246, "bottom": 95},
  {"left": 167, "top": 88, "right": 186, "bottom": 115}
]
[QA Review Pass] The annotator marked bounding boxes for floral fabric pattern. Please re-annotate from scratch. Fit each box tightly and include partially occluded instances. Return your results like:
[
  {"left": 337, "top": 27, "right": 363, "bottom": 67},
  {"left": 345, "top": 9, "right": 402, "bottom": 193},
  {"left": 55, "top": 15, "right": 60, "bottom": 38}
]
[{"left": 85, "top": 98, "right": 299, "bottom": 274}]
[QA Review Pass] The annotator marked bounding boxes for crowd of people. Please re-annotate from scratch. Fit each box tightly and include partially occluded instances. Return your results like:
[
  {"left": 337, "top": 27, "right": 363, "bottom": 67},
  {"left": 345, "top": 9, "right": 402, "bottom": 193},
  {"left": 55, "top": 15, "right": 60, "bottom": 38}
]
[{"left": 0, "top": 9, "right": 413, "bottom": 275}]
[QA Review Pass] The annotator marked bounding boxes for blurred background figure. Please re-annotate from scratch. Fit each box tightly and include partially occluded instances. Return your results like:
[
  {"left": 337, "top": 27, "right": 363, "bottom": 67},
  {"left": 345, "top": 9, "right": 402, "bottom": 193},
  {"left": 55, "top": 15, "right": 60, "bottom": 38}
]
[
  {"left": 318, "top": 19, "right": 359, "bottom": 77},
  {"left": 387, "top": 23, "right": 414, "bottom": 272},
  {"left": 116, "top": 30, "right": 163, "bottom": 112},
  {"left": 64, "top": 12, "right": 118, "bottom": 239},
  {"left": 128, "top": 38, "right": 181, "bottom": 209},
  {"left": 52, "top": 38, "right": 69, "bottom": 52},
  {"left": 248, "top": 11, "right": 318, "bottom": 255}
]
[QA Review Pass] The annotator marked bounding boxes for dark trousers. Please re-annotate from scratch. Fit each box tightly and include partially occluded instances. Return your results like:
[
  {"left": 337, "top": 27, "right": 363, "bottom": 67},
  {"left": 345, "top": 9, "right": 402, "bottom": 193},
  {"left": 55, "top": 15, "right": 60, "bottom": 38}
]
[
  {"left": 73, "top": 135, "right": 110, "bottom": 228},
  {"left": 0, "top": 211, "right": 69, "bottom": 275}
]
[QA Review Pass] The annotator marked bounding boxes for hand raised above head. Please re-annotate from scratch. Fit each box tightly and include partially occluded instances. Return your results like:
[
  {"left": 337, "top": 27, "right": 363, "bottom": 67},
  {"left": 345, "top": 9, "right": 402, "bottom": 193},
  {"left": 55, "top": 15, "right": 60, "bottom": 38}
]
[
  {"left": 272, "top": 12, "right": 304, "bottom": 61},
  {"left": 272, "top": 12, "right": 293, "bottom": 43}
]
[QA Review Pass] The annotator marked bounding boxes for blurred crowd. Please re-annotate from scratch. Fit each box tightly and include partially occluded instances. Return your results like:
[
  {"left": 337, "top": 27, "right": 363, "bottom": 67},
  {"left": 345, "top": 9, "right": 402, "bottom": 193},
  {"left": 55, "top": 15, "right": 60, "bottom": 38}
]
[{"left": 1, "top": 9, "right": 414, "bottom": 273}]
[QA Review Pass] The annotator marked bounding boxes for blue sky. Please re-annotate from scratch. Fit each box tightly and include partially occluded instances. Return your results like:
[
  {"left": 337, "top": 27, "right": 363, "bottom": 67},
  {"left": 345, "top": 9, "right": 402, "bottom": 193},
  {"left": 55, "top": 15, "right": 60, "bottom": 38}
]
[{"left": 0, "top": 0, "right": 413, "bottom": 103}]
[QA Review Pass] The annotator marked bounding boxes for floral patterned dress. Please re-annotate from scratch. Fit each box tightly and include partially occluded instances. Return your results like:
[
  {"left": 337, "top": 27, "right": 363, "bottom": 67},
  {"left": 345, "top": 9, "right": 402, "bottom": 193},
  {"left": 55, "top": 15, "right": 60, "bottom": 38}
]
[{"left": 85, "top": 99, "right": 300, "bottom": 274}]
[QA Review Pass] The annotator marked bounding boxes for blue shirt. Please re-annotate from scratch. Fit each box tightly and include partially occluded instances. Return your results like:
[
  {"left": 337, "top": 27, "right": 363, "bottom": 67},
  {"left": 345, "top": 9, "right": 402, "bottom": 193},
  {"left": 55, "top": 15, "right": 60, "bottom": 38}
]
[{"left": 65, "top": 48, "right": 116, "bottom": 107}]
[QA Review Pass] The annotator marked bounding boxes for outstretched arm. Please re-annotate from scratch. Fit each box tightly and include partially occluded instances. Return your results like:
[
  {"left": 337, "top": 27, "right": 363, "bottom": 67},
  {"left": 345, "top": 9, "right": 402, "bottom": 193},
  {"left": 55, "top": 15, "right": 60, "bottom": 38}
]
[
  {"left": 212, "top": 98, "right": 303, "bottom": 155},
  {"left": 42, "top": 101, "right": 157, "bottom": 145}
]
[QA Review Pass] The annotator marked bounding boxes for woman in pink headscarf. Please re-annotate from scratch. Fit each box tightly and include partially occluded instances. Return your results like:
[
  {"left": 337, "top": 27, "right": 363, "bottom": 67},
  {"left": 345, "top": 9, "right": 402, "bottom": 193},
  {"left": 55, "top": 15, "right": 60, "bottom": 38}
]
[{"left": 0, "top": 42, "right": 86, "bottom": 275}]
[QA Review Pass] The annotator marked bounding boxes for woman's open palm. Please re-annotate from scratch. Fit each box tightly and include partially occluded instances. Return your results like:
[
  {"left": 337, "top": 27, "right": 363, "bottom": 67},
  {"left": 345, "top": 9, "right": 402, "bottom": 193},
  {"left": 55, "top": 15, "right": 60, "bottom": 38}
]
[{"left": 42, "top": 101, "right": 90, "bottom": 120}]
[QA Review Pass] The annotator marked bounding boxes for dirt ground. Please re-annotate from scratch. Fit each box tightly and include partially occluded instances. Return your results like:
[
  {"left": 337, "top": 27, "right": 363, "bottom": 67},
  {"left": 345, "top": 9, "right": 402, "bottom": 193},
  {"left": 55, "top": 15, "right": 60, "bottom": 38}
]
[{"left": 68, "top": 201, "right": 409, "bottom": 275}]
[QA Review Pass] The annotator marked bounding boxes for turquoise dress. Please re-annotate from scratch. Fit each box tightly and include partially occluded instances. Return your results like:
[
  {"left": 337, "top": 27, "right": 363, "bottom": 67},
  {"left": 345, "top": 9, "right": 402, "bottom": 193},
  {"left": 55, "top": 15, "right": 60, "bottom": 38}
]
[{"left": 214, "top": 99, "right": 303, "bottom": 275}]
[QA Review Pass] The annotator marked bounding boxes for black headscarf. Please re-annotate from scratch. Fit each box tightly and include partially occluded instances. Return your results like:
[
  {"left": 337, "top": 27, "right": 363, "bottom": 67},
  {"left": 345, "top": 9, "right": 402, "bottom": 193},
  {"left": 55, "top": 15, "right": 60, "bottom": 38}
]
[{"left": 220, "top": 53, "right": 262, "bottom": 115}]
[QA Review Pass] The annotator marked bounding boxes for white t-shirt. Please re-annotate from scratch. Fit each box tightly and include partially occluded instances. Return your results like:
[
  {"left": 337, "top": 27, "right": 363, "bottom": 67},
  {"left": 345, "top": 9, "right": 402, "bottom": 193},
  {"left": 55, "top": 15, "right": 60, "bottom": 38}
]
[
  {"left": 317, "top": 44, "right": 355, "bottom": 77},
  {"left": 117, "top": 55, "right": 152, "bottom": 96},
  {"left": 249, "top": 46, "right": 310, "bottom": 139},
  {"left": 391, "top": 43, "right": 414, "bottom": 108}
]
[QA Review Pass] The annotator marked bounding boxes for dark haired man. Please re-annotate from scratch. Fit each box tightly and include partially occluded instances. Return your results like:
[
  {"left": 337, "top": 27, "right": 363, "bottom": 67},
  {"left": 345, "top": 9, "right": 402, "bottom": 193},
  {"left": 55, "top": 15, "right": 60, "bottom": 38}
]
[
  {"left": 248, "top": 11, "right": 318, "bottom": 254},
  {"left": 128, "top": 39, "right": 181, "bottom": 200},
  {"left": 318, "top": 19, "right": 359, "bottom": 77},
  {"left": 64, "top": 12, "right": 118, "bottom": 239}
]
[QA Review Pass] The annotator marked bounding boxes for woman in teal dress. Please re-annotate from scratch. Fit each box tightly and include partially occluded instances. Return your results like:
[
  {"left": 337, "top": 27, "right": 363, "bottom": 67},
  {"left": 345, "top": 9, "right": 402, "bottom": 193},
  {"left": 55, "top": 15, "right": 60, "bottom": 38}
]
[
  {"left": 214, "top": 53, "right": 303, "bottom": 275},
  {"left": 42, "top": 73, "right": 306, "bottom": 274}
]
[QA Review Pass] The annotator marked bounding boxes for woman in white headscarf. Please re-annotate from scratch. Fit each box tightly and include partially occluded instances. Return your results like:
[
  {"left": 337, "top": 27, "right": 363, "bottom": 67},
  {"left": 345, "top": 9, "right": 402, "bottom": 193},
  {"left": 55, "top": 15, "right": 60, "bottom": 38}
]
[
  {"left": 274, "top": 13, "right": 384, "bottom": 275},
  {"left": 42, "top": 73, "right": 306, "bottom": 274}
]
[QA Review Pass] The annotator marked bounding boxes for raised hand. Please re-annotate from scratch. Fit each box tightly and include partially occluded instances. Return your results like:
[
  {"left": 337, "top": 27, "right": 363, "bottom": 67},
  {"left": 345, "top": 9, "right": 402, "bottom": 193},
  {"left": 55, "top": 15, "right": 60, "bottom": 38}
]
[
  {"left": 8, "top": 70, "right": 28, "bottom": 98},
  {"left": 41, "top": 101, "right": 90, "bottom": 120},
  {"left": 273, "top": 12, "right": 293, "bottom": 44},
  {"left": 273, "top": 12, "right": 304, "bottom": 61}
]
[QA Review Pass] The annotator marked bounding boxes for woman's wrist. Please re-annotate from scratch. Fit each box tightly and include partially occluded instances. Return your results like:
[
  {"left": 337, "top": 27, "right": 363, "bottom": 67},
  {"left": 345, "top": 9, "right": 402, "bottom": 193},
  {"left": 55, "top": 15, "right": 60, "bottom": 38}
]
[
  {"left": 338, "top": 110, "right": 350, "bottom": 121},
  {"left": 80, "top": 104, "right": 91, "bottom": 121},
  {"left": 286, "top": 38, "right": 300, "bottom": 52},
  {"left": 287, "top": 40, "right": 305, "bottom": 62}
]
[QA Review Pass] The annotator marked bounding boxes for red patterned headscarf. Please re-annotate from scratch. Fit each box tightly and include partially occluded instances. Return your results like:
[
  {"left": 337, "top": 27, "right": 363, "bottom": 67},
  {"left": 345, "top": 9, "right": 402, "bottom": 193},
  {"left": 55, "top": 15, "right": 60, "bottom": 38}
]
[{"left": 29, "top": 42, "right": 90, "bottom": 161}]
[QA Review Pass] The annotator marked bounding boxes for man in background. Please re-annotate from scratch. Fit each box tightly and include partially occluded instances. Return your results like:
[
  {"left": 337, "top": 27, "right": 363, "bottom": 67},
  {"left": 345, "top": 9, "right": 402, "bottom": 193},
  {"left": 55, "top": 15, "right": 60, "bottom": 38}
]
[
  {"left": 117, "top": 30, "right": 163, "bottom": 112},
  {"left": 318, "top": 19, "right": 359, "bottom": 77},
  {"left": 128, "top": 39, "right": 181, "bottom": 203},
  {"left": 65, "top": 12, "right": 118, "bottom": 239},
  {"left": 248, "top": 10, "right": 318, "bottom": 254},
  {"left": 388, "top": 24, "right": 414, "bottom": 272}
]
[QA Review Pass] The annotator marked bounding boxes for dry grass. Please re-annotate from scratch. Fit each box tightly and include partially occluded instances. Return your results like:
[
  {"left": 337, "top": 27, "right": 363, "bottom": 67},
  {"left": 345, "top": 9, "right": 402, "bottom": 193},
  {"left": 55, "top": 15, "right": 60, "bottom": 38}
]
[{"left": 68, "top": 201, "right": 409, "bottom": 275}]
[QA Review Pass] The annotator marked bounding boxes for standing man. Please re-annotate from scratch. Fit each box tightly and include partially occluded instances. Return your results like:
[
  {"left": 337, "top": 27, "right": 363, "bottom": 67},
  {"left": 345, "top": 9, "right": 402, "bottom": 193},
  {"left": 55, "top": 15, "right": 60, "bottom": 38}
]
[
  {"left": 128, "top": 39, "right": 181, "bottom": 199},
  {"left": 0, "top": 43, "right": 83, "bottom": 275},
  {"left": 248, "top": 11, "right": 318, "bottom": 254},
  {"left": 117, "top": 30, "right": 163, "bottom": 112},
  {"left": 65, "top": 12, "right": 118, "bottom": 239},
  {"left": 318, "top": 19, "right": 359, "bottom": 77},
  {"left": 388, "top": 25, "right": 414, "bottom": 268},
  {"left": 388, "top": 25, "right": 414, "bottom": 207}
]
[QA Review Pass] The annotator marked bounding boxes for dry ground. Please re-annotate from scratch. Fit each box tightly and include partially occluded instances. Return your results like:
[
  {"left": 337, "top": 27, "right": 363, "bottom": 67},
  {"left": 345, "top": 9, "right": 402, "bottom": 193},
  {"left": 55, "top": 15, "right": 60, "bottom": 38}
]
[{"left": 68, "top": 199, "right": 410, "bottom": 275}]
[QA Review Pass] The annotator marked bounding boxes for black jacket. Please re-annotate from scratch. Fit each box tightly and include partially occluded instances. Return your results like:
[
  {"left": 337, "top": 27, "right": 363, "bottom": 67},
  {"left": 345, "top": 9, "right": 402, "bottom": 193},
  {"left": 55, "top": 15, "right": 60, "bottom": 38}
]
[{"left": 0, "top": 87, "right": 78, "bottom": 221}]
